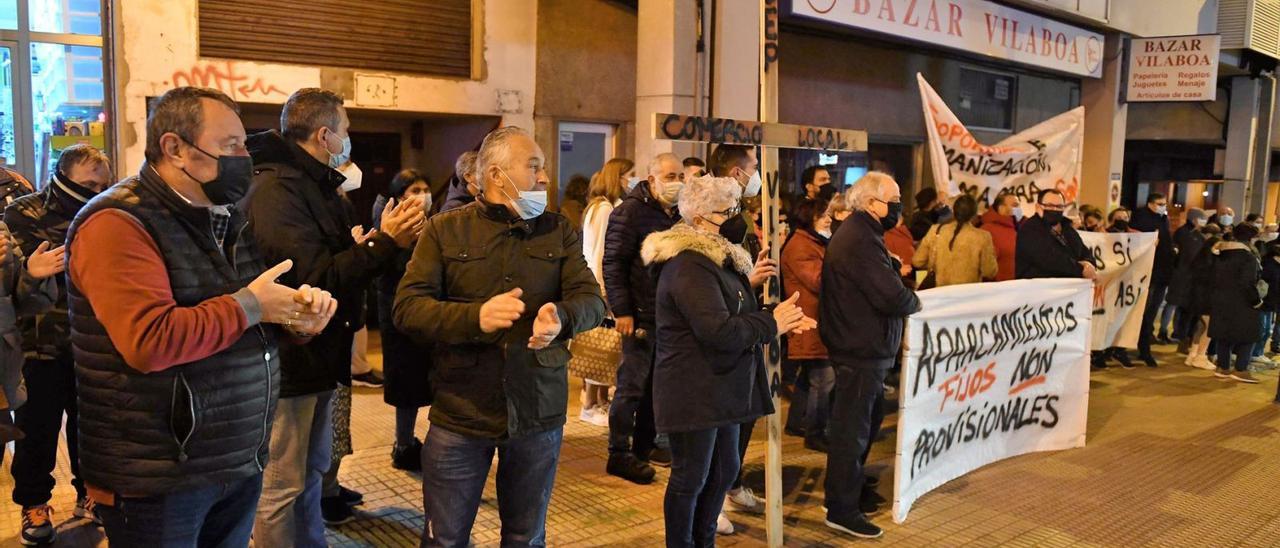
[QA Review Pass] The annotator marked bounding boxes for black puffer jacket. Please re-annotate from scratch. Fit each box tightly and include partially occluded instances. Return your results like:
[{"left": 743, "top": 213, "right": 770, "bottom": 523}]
[
  {"left": 394, "top": 199, "right": 605, "bottom": 439},
  {"left": 643, "top": 224, "right": 776, "bottom": 433},
  {"left": 244, "top": 130, "right": 401, "bottom": 397},
  {"left": 820, "top": 211, "right": 921, "bottom": 368},
  {"left": 1210, "top": 241, "right": 1263, "bottom": 343},
  {"left": 4, "top": 174, "right": 95, "bottom": 360},
  {"left": 67, "top": 167, "right": 280, "bottom": 497},
  {"left": 1015, "top": 215, "right": 1095, "bottom": 279},
  {"left": 1166, "top": 224, "right": 1206, "bottom": 308},
  {"left": 602, "top": 181, "right": 679, "bottom": 327}
]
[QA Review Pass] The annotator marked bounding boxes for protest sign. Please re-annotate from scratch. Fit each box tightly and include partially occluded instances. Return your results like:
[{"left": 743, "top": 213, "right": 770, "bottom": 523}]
[
  {"left": 1079, "top": 231, "right": 1157, "bottom": 350},
  {"left": 895, "top": 278, "right": 1092, "bottom": 523},
  {"left": 918, "top": 74, "right": 1084, "bottom": 212}
]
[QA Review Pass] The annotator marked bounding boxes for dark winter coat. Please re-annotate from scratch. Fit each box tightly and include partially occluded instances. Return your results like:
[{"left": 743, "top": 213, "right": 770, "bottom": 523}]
[
  {"left": 1262, "top": 253, "right": 1280, "bottom": 313},
  {"left": 1130, "top": 206, "right": 1175, "bottom": 285},
  {"left": 244, "top": 130, "right": 401, "bottom": 397},
  {"left": 908, "top": 208, "right": 937, "bottom": 242},
  {"left": 602, "top": 181, "right": 679, "bottom": 328},
  {"left": 1209, "top": 241, "right": 1263, "bottom": 343},
  {"left": 439, "top": 177, "right": 476, "bottom": 214},
  {"left": 1187, "top": 237, "right": 1221, "bottom": 317},
  {"left": 643, "top": 224, "right": 776, "bottom": 433},
  {"left": 820, "top": 211, "right": 921, "bottom": 368},
  {"left": 394, "top": 198, "right": 605, "bottom": 440},
  {"left": 374, "top": 203, "right": 432, "bottom": 409},
  {"left": 1166, "top": 223, "right": 1206, "bottom": 308},
  {"left": 4, "top": 174, "right": 96, "bottom": 360},
  {"left": 781, "top": 229, "right": 828, "bottom": 360},
  {"left": 1015, "top": 214, "right": 1095, "bottom": 279},
  {"left": 67, "top": 168, "right": 279, "bottom": 496}
]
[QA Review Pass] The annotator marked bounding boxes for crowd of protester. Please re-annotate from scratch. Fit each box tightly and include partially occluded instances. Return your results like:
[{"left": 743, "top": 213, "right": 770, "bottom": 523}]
[{"left": 0, "top": 84, "right": 1277, "bottom": 547}]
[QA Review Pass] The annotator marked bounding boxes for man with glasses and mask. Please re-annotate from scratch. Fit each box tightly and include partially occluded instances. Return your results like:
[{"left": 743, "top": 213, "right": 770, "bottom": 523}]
[
  {"left": 394, "top": 126, "right": 605, "bottom": 547},
  {"left": 245, "top": 88, "right": 425, "bottom": 543},
  {"left": 65, "top": 86, "right": 337, "bottom": 546},
  {"left": 1129, "top": 192, "right": 1175, "bottom": 367},
  {"left": 1015, "top": 189, "right": 1097, "bottom": 281},
  {"left": 819, "top": 172, "right": 920, "bottom": 540}
]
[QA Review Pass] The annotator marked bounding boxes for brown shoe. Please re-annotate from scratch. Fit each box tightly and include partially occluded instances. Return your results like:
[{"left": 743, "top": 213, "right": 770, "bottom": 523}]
[
  {"left": 0, "top": 423, "right": 24, "bottom": 444},
  {"left": 1230, "top": 371, "right": 1261, "bottom": 384}
]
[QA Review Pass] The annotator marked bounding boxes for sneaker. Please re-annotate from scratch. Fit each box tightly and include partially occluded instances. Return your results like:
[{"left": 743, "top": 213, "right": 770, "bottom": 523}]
[
  {"left": 578, "top": 404, "right": 599, "bottom": 424},
  {"left": 1214, "top": 368, "right": 1231, "bottom": 379},
  {"left": 1250, "top": 356, "right": 1272, "bottom": 366},
  {"left": 391, "top": 439, "right": 423, "bottom": 472},
  {"left": 20, "top": 505, "right": 55, "bottom": 545},
  {"left": 73, "top": 495, "right": 101, "bottom": 525},
  {"left": 725, "top": 487, "right": 765, "bottom": 515},
  {"left": 1191, "top": 356, "right": 1215, "bottom": 371},
  {"left": 804, "top": 437, "right": 829, "bottom": 453},
  {"left": 1231, "top": 371, "right": 1261, "bottom": 384},
  {"left": 588, "top": 406, "right": 611, "bottom": 427},
  {"left": 716, "top": 512, "right": 735, "bottom": 535},
  {"left": 607, "top": 453, "right": 655, "bottom": 485},
  {"left": 646, "top": 447, "right": 673, "bottom": 468},
  {"left": 862, "top": 488, "right": 888, "bottom": 506},
  {"left": 351, "top": 371, "right": 384, "bottom": 388},
  {"left": 338, "top": 485, "right": 364, "bottom": 506},
  {"left": 321, "top": 496, "right": 356, "bottom": 526},
  {"left": 825, "top": 512, "right": 883, "bottom": 539}
]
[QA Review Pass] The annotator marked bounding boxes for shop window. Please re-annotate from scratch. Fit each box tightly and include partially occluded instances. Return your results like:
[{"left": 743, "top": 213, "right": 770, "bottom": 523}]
[
  {"left": 30, "top": 0, "right": 102, "bottom": 36},
  {"left": 0, "top": 1, "right": 16, "bottom": 30},
  {"left": 957, "top": 67, "right": 1016, "bottom": 132}
]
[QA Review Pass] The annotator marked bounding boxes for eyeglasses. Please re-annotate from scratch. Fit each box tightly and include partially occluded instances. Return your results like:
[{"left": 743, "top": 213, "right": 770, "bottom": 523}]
[{"left": 714, "top": 206, "right": 742, "bottom": 218}]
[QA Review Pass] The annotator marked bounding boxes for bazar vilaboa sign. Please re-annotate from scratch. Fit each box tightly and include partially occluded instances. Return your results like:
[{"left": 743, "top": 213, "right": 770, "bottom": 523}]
[
  {"left": 792, "top": 0, "right": 1104, "bottom": 78},
  {"left": 1125, "top": 34, "right": 1220, "bottom": 102}
]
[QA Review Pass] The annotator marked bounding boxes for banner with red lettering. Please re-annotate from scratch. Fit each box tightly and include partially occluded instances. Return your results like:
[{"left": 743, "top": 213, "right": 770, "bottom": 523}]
[
  {"left": 894, "top": 278, "right": 1092, "bottom": 523},
  {"left": 1079, "top": 232, "right": 1158, "bottom": 351},
  {"left": 918, "top": 74, "right": 1085, "bottom": 212}
]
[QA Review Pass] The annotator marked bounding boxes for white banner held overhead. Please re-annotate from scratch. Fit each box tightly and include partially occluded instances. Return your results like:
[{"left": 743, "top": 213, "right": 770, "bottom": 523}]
[
  {"left": 1126, "top": 35, "right": 1220, "bottom": 102},
  {"left": 1079, "top": 232, "right": 1157, "bottom": 351},
  {"left": 918, "top": 74, "right": 1085, "bottom": 211},
  {"left": 792, "top": 0, "right": 1104, "bottom": 78},
  {"left": 894, "top": 278, "right": 1092, "bottom": 523}
]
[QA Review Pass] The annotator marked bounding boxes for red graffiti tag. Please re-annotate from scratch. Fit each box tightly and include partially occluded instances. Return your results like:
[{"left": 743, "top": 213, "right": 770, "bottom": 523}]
[{"left": 170, "top": 62, "right": 287, "bottom": 101}]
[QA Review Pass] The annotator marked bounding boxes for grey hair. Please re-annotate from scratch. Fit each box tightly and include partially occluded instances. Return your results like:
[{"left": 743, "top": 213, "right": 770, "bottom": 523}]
[
  {"left": 144, "top": 87, "right": 240, "bottom": 163},
  {"left": 476, "top": 126, "right": 530, "bottom": 189},
  {"left": 281, "top": 88, "right": 344, "bottom": 142},
  {"left": 847, "top": 171, "right": 896, "bottom": 212},
  {"left": 679, "top": 176, "right": 742, "bottom": 223},
  {"left": 648, "top": 152, "right": 680, "bottom": 176},
  {"left": 455, "top": 150, "right": 477, "bottom": 181}
]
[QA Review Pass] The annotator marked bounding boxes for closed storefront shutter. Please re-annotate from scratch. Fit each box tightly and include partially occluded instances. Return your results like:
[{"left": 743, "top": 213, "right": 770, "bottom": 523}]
[{"left": 198, "top": 0, "right": 473, "bottom": 78}]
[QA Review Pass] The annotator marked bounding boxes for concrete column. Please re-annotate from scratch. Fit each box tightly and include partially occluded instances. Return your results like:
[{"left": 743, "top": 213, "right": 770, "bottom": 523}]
[
  {"left": 1223, "top": 75, "right": 1263, "bottom": 216},
  {"left": 1249, "top": 75, "right": 1276, "bottom": 216},
  {"left": 1080, "top": 33, "right": 1127, "bottom": 212},
  {"left": 712, "top": 0, "right": 760, "bottom": 120},
  {"left": 634, "top": 0, "right": 700, "bottom": 170}
]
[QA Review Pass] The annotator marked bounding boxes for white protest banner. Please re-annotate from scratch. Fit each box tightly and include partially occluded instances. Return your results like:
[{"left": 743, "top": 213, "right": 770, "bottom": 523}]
[
  {"left": 1079, "top": 232, "right": 1157, "bottom": 350},
  {"left": 1126, "top": 35, "right": 1220, "bottom": 102},
  {"left": 895, "top": 278, "right": 1092, "bottom": 523},
  {"left": 918, "top": 74, "right": 1085, "bottom": 211},
  {"left": 792, "top": 0, "right": 1104, "bottom": 78}
]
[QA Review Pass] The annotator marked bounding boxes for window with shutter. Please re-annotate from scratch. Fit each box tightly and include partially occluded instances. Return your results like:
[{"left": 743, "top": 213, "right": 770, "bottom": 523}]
[{"left": 198, "top": 0, "right": 474, "bottom": 78}]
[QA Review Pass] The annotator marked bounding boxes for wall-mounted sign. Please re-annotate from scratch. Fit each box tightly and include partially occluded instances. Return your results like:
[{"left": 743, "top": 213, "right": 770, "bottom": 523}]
[
  {"left": 1125, "top": 34, "right": 1220, "bottom": 102},
  {"left": 819, "top": 153, "right": 840, "bottom": 165},
  {"left": 792, "top": 0, "right": 1104, "bottom": 78},
  {"left": 354, "top": 74, "right": 397, "bottom": 107}
]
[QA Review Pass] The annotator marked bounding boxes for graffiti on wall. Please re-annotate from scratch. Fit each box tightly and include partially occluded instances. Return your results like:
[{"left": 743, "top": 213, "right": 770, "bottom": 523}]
[{"left": 169, "top": 61, "right": 287, "bottom": 101}]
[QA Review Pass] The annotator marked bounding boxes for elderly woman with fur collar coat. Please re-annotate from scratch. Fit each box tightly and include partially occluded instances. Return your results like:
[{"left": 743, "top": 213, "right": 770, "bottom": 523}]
[{"left": 641, "top": 176, "right": 814, "bottom": 548}]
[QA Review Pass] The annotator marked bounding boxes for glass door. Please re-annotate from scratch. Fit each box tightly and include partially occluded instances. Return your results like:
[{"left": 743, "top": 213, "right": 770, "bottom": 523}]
[
  {"left": 556, "top": 121, "right": 616, "bottom": 204},
  {"left": 0, "top": 41, "right": 18, "bottom": 170}
]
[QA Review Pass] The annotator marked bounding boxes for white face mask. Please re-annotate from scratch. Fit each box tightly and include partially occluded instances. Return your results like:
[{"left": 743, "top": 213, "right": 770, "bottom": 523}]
[
  {"left": 1195, "top": 218, "right": 1207, "bottom": 227},
  {"left": 658, "top": 180, "right": 683, "bottom": 203},
  {"left": 1156, "top": 205, "right": 1168, "bottom": 216},
  {"left": 496, "top": 167, "right": 547, "bottom": 220},
  {"left": 338, "top": 163, "right": 362, "bottom": 192},
  {"left": 1220, "top": 214, "right": 1234, "bottom": 226},
  {"left": 816, "top": 228, "right": 832, "bottom": 239},
  {"left": 742, "top": 170, "right": 762, "bottom": 198},
  {"left": 1010, "top": 206, "right": 1024, "bottom": 221},
  {"left": 627, "top": 176, "right": 644, "bottom": 192}
]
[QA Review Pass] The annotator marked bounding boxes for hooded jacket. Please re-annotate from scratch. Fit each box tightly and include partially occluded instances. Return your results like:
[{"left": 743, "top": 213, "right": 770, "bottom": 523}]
[
  {"left": 980, "top": 209, "right": 1018, "bottom": 281},
  {"left": 643, "top": 224, "right": 776, "bottom": 433},
  {"left": 244, "top": 130, "right": 402, "bottom": 397}
]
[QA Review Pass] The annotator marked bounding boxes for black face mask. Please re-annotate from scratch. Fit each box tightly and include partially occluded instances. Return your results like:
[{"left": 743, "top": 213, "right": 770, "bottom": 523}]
[
  {"left": 830, "top": 218, "right": 843, "bottom": 236},
  {"left": 718, "top": 214, "right": 750, "bottom": 244},
  {"left": 181, "top": 138, "right": 254, "bottom": 205},
  {"left": 1111, "top": 220, "right": 1130, "bottom": 232},
  {"left": 1042, "top": 210, "right": 1065, "bottom": 226},
  {"left": 817, "top": 184, "right": 838, "bottom": 202},
  {"left": 880, "top": 201, "right": 903, "bottom": 231}
]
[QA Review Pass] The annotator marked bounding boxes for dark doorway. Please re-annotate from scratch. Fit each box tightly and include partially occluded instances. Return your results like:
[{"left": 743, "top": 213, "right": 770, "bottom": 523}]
[{"left": 348, "top": 132, "right": 401, "bottom": 229}]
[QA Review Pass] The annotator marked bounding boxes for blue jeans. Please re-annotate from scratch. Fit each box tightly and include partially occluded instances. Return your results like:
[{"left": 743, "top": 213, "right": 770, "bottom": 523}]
[
  {"left": 802, "top": 361, "right": 835, "bottom": 440},
  {"left": 664, "top": 425, "right": 741, "bottom": 548},
  {"left": 98, "top": 473, "right": 262, "bottom": 547},
  {"left": 421, "top": 426, "right": 563, "bottom": 547},
  {"left": 254, "top": 390, "right": 333, "bottom": 547},
  {"left": 1256, "top": 313, "right": 1275, "bottom": 358}
]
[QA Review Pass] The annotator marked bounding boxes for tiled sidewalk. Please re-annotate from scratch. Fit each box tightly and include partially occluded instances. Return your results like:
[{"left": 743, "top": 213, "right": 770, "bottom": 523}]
[{"left": 3, "top": 343, "right": 1280, "bottom": 546}]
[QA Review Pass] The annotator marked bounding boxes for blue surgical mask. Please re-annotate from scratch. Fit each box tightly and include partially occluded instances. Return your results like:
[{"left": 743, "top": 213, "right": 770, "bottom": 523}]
[
  {"left": 1220, "top": 214, "right": 1234, "bottom": 226},
  {"left": 326, "top": 129, "right": 352, "bottom": 169},
  {"left": 627, "top": 176, "right": 643, "bottom": 192},
  {"left": 496, "top": 167, "right": 548, "bottom": 220}
]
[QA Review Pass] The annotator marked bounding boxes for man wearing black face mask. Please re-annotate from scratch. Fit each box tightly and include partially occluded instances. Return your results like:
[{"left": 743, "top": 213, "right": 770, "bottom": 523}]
[
  {"left": 819, "top": 172, "right": 920, "bottom": 539},
  {"left": 64, "top": 87, "right": 337, "bottom": 546},
  {"left": 1015, "top": 189, "right": 1096, "bottom": 280},
  {"left": 6, "top": 144, "right": 111, "bottom": 540},
  {"left": 244, "top": 88, "right": 426, "bottom": 542}
]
